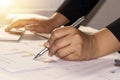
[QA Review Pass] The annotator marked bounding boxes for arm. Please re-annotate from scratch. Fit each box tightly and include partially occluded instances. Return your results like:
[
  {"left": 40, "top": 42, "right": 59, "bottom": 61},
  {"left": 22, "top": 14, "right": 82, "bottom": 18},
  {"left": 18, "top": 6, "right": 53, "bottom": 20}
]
[
  {"left": 5, "top": 12, "right": 69, "bottom": 33},
  {"left": 45, "top": 18, "right": 120, "bottom": 61},
  {"left": 5, "top": 0, "right": 99, "bottom": 33},
  {"left": 56, "top": 0, "right": 99, "bottom": 24},
  {"left": 94, "top": 28, "right": 120, "bottom": 58},
  {"left": 107, "top": 18, "right": 120, "bottom": 41}
]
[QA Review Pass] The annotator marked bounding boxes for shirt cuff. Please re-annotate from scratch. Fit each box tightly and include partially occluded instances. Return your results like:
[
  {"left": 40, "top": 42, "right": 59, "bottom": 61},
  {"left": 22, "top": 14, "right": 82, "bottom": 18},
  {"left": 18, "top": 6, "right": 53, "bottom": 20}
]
[{"left": 106, "top": 18, "right": 120, "bottom": 41}]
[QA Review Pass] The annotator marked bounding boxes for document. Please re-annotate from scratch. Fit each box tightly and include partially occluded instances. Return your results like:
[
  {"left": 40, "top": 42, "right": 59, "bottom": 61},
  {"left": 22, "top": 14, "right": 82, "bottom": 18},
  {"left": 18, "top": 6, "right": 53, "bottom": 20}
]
[
  {"left": 0, "top": 25, "right": 119, "bottom": 80},
  {"left": 0, "top": 13, "right": 49, "bottom": 41},
  {"left": 0, "top": 73, "right": 20, "bottom": 80},
  {"left": 0, "top": 27, "right": 23, "bottom": 41},
  {"left": 21, "top": 54, "right": 118, "bottom": 80},
  {"left": 0, "top": 43, "right": 59, "bottom": 72},
  {"left": 0, "top": 39, "right": 119, "bottom": 80},
  {"left": 98, "top": 67, "right": 120, "bottom": 80}
]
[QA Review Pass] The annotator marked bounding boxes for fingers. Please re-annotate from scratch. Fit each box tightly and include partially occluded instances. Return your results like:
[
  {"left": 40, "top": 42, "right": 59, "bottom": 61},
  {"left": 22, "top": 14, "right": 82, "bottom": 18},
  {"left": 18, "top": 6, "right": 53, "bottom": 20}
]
[
  {"left": 55, "top": 45, "right": 74, "bottom": 58},
  {"left": 47, "top": 27, "right": 80, "bottom": 57},
  {"left": 55, "top": 47, "right": 88, "bottom": 61},
  {"left": 44, "top": 42, "right": 50, "bottom": 48},
  {"left": 48, "top": 27, "right": 78, "bottom": 46},
  {"left": 62, "top": 53, "right": 83, "bottom": 61},
  {"left": 5, "top": 20, "right": 26, "bottom": 32},
  {"left": 5, "top": 19, "right": 38, "bottom": 32},
  {"left": 50, "top": 44, "right": 83, "bottom": 61},
  {"left": 46, "top": 27, "right": 91, "bottom": 61},
  {"left": 48, "top": 35, "right": 72, "bottom": 56}
]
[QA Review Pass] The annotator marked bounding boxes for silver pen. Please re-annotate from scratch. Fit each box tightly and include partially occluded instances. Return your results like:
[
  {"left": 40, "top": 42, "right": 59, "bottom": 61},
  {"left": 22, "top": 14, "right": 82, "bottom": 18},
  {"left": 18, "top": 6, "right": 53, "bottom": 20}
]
[{"left": 33, "top": 16, "right": 85, "bottom": 60}]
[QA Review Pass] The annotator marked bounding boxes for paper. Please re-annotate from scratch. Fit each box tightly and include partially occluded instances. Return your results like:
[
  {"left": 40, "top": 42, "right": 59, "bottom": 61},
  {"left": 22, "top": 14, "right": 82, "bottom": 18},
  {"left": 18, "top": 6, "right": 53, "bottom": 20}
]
[
  {"left": 0, "top": 41, "right": 59, "bottom": 72},
  {"left": 0, "top": 39, "right": 119, "bottom": 80},
  {"left": 79, "top": 26, "right": 98, "bottom": 34},
  {"left": 0, "top": 24, "right": 119, "bottom": 80},
  {"left": 35, "top": 33, "right": 51, "bottom": 39},
  {"left": 0, "top": 73, "right": 20, "bottom": 80},
  {"left": 0, "top": 13, "right": 48, "bottom": 41},
  {"left": 98, "top": 67, "right": 120, "bottom": 80},
  {"left": 0, "top": 27, "right": 23, "bottom": 41},
  {"left": 20, "top": 54, "right": 118, "bottom": 80}
]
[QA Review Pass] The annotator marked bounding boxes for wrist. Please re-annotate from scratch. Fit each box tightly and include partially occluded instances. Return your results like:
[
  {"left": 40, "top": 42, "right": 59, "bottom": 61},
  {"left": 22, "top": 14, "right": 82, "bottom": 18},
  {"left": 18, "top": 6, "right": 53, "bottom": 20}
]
[
  {"left": 87, "top": 34, "right": 99, "bottom": 59},
  {"left": 49, "top": 12, "right": 69, "bottom": 29},
  {"left": 90, "top": 34, "right": 101, "bottom": 59},
  {"left": 93, "top": 28, "right": 120, "bottom": 58}
]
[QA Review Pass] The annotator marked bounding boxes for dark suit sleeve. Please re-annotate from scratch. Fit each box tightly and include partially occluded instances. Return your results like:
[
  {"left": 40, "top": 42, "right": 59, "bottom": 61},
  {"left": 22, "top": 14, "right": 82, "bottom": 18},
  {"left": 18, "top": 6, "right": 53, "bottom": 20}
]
[
  {"left": 56, "top": 0, "right": 99, "bottom": 24},
  {"left": 107, "top": 18, "right": 120, "bottom": 42}
]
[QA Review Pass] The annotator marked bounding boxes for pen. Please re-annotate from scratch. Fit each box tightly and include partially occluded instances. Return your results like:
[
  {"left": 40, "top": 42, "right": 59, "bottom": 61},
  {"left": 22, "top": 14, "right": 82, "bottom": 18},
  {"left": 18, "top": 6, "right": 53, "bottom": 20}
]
[{"left": 33, "top": 16, "right": 85, "bottom": 60}]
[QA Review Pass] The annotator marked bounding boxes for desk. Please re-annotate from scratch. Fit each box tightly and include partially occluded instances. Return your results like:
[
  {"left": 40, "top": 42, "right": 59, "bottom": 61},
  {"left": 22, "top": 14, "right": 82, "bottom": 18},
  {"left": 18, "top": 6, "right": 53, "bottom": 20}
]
[{"left": 0, "top": 14, "right": 120, "bottom": 80}]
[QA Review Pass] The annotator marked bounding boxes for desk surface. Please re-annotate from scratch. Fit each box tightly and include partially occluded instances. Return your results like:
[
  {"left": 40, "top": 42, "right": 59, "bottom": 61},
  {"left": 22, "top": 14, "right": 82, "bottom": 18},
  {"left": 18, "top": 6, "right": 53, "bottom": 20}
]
[
  {"left": 0, "top": 14, "right": 119, "bottom": 80},
  {"left": 0, "top": 28, "right": 119, "bottom": 80}
]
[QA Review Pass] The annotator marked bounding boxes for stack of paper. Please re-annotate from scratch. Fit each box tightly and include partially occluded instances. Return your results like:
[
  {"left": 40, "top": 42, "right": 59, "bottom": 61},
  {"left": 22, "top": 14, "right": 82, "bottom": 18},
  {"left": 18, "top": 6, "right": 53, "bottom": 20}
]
[
  {"left": 0, "top": 73, "right": 21, "bottom": 80},
  {"left": 0, "top": 27, "right": 23, "bottom": 41},
  {"left": 98, "top": 67, "right": 120, "bottom": 80}
]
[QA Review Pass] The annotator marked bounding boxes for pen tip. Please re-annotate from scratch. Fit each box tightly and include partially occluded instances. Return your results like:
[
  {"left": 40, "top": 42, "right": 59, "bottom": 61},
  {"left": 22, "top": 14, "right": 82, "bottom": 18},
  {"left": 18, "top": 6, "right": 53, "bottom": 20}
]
[{"left": 33, "top": 56, "right": 37, "bottom": 60}]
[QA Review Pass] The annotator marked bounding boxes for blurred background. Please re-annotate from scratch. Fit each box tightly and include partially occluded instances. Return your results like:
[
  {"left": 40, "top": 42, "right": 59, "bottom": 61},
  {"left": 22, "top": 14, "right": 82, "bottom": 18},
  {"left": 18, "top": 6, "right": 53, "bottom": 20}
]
[{"left": 0, "top": 0, "right": 120, "bottom": 29}]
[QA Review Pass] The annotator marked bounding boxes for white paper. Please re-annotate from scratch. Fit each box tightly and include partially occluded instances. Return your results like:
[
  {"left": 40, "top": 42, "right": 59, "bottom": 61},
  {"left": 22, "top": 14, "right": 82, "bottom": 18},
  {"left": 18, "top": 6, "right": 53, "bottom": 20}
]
[
  {"left": 0, "top": 73, "right": 21, "bottom": 80},
  {"left": 0, "top": 25, "right": 119, "bottom": 80},
  {"left": 98, "top": 67, "right": 120, "bottom": 80},
  {"left": 18, "top": 54, "right": 117, "bottom": 80},
  {"left": 79, "top": 26, "right": 98, "bottom": 34},
  {"left": 0, "top": 27, "right": 22, "bottom": 41},
  {"left": 0, "top": 43, "right": 59, "bottom": 72}
]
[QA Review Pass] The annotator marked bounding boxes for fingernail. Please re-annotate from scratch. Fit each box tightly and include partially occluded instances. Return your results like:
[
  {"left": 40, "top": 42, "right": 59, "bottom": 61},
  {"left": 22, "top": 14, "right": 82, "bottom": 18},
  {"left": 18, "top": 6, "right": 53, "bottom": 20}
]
[{"left": 44, "top": 42, "right": 50, "bottom": 48}]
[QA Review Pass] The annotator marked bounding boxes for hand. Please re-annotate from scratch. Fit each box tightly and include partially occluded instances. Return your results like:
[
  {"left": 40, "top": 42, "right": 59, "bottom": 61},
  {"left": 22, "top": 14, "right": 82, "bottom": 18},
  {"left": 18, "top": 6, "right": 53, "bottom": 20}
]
[
  {"left": 44, "top": 27, "right": 98, "bottom": 61},
  {"left": 5, "top": 12, "right": 69, "bottom": 33},
  {"left": 5, "top": 18, "right": 55, "bottom": 33}
]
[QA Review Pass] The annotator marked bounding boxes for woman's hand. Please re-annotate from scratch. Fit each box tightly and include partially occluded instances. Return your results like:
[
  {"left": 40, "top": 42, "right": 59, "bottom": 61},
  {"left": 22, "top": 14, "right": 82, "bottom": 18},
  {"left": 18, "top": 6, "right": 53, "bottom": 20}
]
[
  {"left": 5, "top": 18, "right": 56, "bottom": 33},
  {"left": 45, "top": 27, "right": 120, "bottom": 61},
  {"left": 5, "top": 12, "right": 69, "bottom": 33},
  {"left": 44, "top": 27, "right": 98, "bottom": 61}
]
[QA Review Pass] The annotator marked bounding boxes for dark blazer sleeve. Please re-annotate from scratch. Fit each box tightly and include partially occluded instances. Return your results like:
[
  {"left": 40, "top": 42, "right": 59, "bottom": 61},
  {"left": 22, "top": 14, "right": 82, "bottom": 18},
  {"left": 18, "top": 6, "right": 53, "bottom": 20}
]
[
  {"left": 107, "top": 18, "right": 120, "bottom": 42},
  {"left": 56, "top": 0, "right": 99, "bottom": 24}
]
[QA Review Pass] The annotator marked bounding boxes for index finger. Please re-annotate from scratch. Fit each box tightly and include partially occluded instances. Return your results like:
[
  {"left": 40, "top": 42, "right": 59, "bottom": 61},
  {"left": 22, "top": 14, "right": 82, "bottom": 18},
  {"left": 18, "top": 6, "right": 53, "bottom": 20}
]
[
  {"left": 48, "top": 27, "right": 77, "bottom": 45},
  {"left": 5, "top": 19, "right": 32, "bottom": 32}
]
